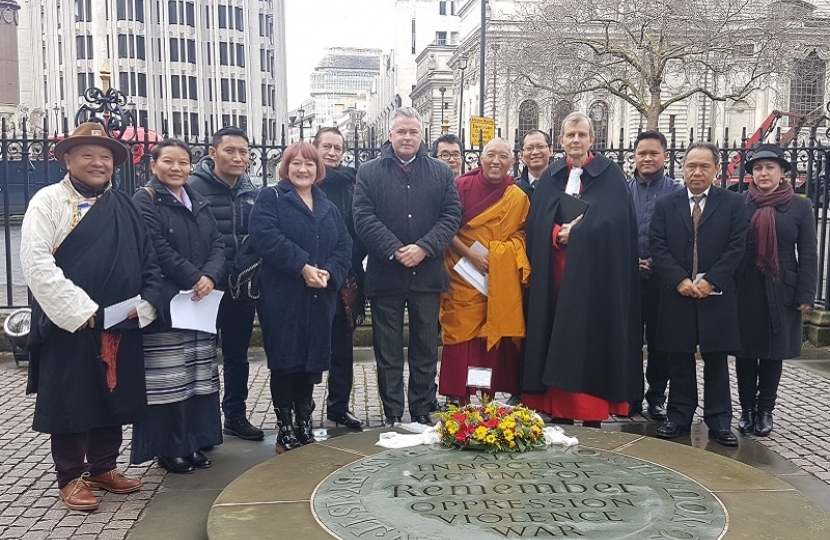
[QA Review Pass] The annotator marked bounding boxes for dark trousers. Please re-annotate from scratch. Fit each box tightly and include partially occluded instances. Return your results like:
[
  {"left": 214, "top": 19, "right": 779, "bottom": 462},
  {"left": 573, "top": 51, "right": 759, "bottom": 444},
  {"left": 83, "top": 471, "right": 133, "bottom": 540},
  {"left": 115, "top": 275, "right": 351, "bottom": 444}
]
[
  {"left": 666, "top": 352, "right": 732, "bottom": 431},
  {"left": 639, "top": 275, "right": 670, "bottom": 406},
  {"left": 269, "top": 372, "right": 315, "bottom": 410},
  {"left": 51, "top": 426, "right": 122, "bottom": 488},
  {"left": 736, "top": 357, "right": 783, "bottom": 413},
  {"left": 370, "top": 292, "right": 440, "bottom": 418},
  {"left": 218, "top": 295, "right": 256, "bottom": 421},
  {"left": 327, "top": 311, "right": 355, "bottom": 415}
]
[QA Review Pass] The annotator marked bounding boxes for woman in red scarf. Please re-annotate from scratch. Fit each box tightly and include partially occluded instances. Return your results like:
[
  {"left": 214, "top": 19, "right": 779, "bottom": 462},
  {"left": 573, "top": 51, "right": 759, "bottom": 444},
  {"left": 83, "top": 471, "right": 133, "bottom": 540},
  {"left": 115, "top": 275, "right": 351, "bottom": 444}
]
[{"left": 735, "top": 144, "right": 817, "bottom": 436}]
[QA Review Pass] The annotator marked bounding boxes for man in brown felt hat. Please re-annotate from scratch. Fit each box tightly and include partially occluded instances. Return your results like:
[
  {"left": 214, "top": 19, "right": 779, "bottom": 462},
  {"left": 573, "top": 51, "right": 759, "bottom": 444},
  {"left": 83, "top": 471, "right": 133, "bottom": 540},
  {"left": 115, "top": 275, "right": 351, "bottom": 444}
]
[{"left": 20, "top": 122, "right": 162, "bottom": 511}]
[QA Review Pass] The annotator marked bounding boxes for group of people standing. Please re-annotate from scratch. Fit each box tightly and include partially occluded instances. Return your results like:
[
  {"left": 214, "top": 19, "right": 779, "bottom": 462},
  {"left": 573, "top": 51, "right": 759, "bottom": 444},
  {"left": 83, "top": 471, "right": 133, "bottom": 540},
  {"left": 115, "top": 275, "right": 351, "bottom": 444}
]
[
  {"left": 20, "top": 104, "right": 817, "bottom": 512},
  {"left": 430, "top": 113, "right": 816, "bottom": 448}
]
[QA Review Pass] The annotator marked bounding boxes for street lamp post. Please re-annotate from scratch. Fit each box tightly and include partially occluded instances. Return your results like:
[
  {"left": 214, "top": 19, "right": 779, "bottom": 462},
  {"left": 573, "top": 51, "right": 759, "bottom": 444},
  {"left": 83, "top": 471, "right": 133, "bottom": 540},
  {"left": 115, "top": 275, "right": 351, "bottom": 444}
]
[
  {"left": 52, "top": 104, "right": 60, "bottom": 134},
  {"left": 457, "top": 54, "right": 469, "bottom": 135},
  {"left": 439, "top": 86, "right": 446, "bottom": 135},
  {"left": 298, "top": 106, "right": 306, "bottom": 140},
  {"left": 479, "top": 0, "right": 487, "bottom": 117},
  {"left": 491, "top": 44, "right": 499, "bottom": 118}
]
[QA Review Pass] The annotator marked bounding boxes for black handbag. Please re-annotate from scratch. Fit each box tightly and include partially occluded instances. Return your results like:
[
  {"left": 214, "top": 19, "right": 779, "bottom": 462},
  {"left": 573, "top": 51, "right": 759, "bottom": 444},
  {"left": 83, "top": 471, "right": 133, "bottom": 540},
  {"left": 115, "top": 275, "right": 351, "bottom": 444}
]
[
  {"left": 227, "top": 185, "right": 277, "bottom": 303},
  {"left": 227, "top": 234, "right": 262, "bottom": 303}
]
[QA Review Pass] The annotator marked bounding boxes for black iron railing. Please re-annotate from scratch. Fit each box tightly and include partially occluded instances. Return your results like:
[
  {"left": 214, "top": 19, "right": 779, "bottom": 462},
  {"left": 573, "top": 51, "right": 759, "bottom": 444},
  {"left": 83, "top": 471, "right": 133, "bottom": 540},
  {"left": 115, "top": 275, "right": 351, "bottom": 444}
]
[{"left": 2, "top": 118, "right": 829, "bottom": 309}]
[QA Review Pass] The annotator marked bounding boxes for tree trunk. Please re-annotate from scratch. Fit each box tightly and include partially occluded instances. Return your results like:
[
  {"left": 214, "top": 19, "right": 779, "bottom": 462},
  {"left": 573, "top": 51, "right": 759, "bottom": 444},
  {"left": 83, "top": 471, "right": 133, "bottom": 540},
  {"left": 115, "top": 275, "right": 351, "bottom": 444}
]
[{"left": 646, "top": 87, "right": 662, "bottom": 130}]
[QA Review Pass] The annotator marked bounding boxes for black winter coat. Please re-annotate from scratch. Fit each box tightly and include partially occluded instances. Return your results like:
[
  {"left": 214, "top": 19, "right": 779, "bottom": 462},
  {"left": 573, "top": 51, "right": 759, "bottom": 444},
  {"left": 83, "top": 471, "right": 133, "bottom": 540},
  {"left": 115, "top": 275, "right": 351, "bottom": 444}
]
[
  {"left": 353, "top": 142, "right": 461, "bottom": 297},
  {"left": 650, "top": 186, "right": 748, "bottom": 353},
  {"left": 186, "top": 156, "right": 259, "bottom": 282},
  {"left": 522, "top": 154, "right": 641, "bottom": 403},
  {"left": 133, "top": 177, "right": 226, "bottom": 331},
  {"left": 319, "top": 165, "right": 368, "bottom": 324},
  {"left": 736, "top": 193, "right": 817, "bottom": 360},
  {"left": 249, "top": 181, "right": 352, "bottom": 374}
]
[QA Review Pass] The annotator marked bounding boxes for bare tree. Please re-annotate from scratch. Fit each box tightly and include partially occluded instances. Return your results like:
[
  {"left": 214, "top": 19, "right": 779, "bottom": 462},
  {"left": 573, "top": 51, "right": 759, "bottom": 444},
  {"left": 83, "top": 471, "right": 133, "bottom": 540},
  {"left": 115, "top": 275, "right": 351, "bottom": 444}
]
[{"left": 501, "top": 0, "right": 816, "bottom": 129}]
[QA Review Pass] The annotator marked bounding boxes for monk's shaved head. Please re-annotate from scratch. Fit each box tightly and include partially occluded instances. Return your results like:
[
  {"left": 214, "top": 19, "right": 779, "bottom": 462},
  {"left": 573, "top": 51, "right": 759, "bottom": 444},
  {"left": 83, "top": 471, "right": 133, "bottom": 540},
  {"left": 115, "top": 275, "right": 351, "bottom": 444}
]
[
  {"left": 483, "top": 138, "right": 512, "bottom": 154},
  {"left": 480, "top": 138, "right": 515, "bottom": 183}
]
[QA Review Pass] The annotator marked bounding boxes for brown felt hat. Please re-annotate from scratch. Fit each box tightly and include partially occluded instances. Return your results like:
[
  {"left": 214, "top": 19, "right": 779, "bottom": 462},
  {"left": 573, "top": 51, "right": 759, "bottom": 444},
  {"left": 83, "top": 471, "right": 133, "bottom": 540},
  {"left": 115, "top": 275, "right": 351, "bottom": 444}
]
[{"left": 54, "top": 122, "right": 129, "bottom": 166}]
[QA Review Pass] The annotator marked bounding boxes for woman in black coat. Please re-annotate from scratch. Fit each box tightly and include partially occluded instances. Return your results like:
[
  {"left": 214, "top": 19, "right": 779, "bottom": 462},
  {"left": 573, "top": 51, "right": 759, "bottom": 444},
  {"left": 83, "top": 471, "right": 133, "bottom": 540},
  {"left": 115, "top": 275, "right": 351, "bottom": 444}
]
[
  {"left": 736, "top": 144, "right": 817, "bottom": 437},
  {"left": 313, "top": 128, "right": 367, "bottom": 430},
  {"left": 131, "top": 139, "right": 226, "bottom": 473},
  {"left": 249, "top": 141, "right": 352, "bottom": 453}
]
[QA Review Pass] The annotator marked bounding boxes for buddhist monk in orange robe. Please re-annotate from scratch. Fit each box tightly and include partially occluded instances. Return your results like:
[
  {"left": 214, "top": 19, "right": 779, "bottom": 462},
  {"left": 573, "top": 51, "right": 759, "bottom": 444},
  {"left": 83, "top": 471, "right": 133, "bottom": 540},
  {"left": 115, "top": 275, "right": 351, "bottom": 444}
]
[{"left": 439, "top": 138, "right": 530, "bottom": 403}]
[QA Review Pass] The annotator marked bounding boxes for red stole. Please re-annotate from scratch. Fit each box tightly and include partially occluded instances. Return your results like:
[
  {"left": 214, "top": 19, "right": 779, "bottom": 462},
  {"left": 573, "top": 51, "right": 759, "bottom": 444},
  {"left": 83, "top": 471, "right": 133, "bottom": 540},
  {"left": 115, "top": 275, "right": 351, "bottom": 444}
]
[{"left": 456, "top": 168, "right": 515, "bottom": 227}]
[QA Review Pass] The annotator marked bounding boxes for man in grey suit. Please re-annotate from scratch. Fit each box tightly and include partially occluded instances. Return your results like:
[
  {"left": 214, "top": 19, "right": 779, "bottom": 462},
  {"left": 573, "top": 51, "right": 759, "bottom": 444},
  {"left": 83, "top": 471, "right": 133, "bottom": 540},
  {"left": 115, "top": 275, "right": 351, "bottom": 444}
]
[{"left": 353, "top": 107, "right": 462, "bottom": 427}]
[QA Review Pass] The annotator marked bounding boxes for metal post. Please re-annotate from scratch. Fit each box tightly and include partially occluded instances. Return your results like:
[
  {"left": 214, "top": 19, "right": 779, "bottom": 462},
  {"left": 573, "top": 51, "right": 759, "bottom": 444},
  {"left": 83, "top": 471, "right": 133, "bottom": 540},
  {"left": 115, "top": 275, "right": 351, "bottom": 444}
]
[
  {"left": 491, "top": 44, "right": 499, "bottom": 117},
  {"left": 458, "top": 69, "right": 465, "bottom": 134},
  {"left": 479, "top": 0, "right": 486, "bottom": 117}
]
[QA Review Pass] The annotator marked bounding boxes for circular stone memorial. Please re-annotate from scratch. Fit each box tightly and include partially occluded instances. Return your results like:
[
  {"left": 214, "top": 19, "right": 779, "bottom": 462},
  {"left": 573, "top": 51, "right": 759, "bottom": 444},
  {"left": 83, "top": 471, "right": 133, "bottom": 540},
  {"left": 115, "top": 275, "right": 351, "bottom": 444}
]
[
  {"left": 207, "top": 428, "right": 830, "bottom": 540},
  {"left": 312, "top": 445, "right": 726, "bottom": 540}
]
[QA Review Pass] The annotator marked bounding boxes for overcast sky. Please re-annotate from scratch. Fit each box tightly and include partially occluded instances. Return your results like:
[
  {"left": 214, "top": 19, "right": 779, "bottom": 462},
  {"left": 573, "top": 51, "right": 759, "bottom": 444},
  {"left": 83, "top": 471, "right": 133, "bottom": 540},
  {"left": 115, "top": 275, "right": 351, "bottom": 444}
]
[{"left": 284, "top": 0, "right": 396, "bottom": 109}]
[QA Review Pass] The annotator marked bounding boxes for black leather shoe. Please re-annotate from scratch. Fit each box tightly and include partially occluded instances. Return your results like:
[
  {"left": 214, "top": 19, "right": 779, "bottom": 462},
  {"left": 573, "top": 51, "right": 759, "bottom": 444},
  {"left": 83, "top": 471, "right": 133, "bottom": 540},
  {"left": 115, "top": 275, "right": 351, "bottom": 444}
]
[
  {"left": 582, "top": 421, "right": 602, "bottom": 428},
  {"left": 506, "top": 394, "right": 521, "bottom": 406},
  {"left": 158, "top": 456, "right": 195, "bottom": 474},
  {"left": 429, "top": 399, "right": 441, "bottom": 413},
  {"left": 708, "top": 429, "right": 739, "bottom": 446},
  {"left": 223, "top": 418, "right": 265, "bottom": 441},
  {"left": 185, "top": 451, "right": 211, "bottom": 469},
  {"left": 656, "top": 421, "right": 690, "bottom": 439},
  {"left": 383, "top": 416, "right": 402, "bottom": 427},
  {"left": 327, "top": 411, "right": 364, "bottom": 430},
  {"left": 754, "top": 412, "right": 773, "bottom": 436},
  {"left": 413, "top": 415, "right": 432, "bottom": 425},
  {"left": 647, "top": 403, "right": 668, "bottom": 420},
  {"left": 738, "top": 409, "right": 756, "bottom": 433}
]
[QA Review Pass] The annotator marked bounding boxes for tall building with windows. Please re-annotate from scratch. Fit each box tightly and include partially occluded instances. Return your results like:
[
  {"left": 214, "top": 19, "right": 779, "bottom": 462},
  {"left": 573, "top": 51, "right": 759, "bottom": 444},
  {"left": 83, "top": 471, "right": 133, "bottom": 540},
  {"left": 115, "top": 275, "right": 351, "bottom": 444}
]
[
  {"left": 365, "top": 0, "right": 460, "bottom": 134},
  {"left": 307, "top": 47, "right": 380, "bottom": 128},
  {"left": 20, "top": 0, "right": 287, "bottom": 140}
]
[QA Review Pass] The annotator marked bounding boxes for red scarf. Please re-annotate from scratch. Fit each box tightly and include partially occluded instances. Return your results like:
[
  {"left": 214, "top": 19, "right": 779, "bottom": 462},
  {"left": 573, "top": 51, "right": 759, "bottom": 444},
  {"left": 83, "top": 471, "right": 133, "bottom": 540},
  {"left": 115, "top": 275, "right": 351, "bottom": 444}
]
[{"left": 748, "top": 181, "right": 794, "bottom": 276}]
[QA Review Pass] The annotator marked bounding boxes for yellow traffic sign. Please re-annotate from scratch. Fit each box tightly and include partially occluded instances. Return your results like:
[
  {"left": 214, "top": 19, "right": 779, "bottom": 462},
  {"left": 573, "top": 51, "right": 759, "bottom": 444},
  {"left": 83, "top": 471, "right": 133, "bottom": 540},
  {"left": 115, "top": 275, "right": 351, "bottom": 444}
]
[{"left": 469, "top": 116, "right": 495, "bottom": 147}]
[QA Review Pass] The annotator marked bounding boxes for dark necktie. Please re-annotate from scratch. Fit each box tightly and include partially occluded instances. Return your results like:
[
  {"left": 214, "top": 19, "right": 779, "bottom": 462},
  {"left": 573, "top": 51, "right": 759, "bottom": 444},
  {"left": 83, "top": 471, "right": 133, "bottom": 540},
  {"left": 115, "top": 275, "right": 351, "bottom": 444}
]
[{"left": 691, "top": 194, "right": 705, "bottom": 277}]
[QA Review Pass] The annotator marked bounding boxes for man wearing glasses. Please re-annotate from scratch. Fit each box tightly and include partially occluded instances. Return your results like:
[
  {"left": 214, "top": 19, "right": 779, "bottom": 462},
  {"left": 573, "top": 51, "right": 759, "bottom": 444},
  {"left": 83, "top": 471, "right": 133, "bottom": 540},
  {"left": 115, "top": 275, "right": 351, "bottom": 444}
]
[
  {"left": 432, "top": 134, "right": 464, "bottom": 178},
  {"left": 517, "top": 130, "right": 554, "bottom": 199}
]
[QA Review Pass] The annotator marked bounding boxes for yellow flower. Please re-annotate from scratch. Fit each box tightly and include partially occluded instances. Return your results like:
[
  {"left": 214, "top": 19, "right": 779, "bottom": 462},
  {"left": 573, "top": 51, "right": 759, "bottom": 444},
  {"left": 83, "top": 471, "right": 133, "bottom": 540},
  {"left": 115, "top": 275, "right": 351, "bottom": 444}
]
[
  {"left": 504, "top": 430, "right": 515, "bottom": 441},
  {"left": 509, "top": 440, "right": 517, "bottom": 448},
  {"left": 485, "top": 434, "right": 497, "bottom": 444},
  {"left": 474, "top": 426, "right": 488, "bottom": 440},
  {"left": 446, "top": 421, "right": 459, "bottom": 435}
]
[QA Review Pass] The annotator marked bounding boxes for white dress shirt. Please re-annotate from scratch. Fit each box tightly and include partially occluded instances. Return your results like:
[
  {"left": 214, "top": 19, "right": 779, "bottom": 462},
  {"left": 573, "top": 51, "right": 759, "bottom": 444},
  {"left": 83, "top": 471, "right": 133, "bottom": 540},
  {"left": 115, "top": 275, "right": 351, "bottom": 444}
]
[{"left": 687, "top": 186, "right": 712, "bottom": 216}]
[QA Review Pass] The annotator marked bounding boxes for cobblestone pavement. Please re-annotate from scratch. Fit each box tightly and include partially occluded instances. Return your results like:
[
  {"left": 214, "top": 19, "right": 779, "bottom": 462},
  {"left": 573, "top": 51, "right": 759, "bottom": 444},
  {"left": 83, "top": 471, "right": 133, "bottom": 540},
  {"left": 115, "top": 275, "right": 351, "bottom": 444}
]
[{"left": 1, "top": 354, "right": 829, "bottom": 539}]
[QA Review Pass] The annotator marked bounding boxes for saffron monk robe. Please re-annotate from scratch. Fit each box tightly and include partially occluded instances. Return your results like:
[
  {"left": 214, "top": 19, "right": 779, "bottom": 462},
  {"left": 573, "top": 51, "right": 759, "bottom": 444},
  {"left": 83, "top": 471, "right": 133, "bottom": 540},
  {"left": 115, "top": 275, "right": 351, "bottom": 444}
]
[{"left": 438, "top": 138, "right": 530, "bottom": 403}]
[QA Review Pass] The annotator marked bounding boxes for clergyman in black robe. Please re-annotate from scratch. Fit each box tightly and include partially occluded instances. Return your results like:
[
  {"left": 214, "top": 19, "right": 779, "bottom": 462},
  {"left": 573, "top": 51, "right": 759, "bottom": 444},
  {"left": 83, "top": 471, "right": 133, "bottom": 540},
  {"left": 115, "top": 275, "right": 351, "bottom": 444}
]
[{"left": 522, "top": 113, "right": 641, "bottom": 425}]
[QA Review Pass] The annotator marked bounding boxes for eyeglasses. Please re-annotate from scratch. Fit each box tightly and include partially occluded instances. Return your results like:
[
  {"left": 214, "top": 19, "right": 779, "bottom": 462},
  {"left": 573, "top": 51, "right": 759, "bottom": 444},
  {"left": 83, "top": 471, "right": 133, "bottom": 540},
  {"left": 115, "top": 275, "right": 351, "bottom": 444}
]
[
  {"left": 522, "top": 144, "right": 550, "bottom": 153},
  {"left": 438, "top": 152, "right": 462, "bottom": 160}
]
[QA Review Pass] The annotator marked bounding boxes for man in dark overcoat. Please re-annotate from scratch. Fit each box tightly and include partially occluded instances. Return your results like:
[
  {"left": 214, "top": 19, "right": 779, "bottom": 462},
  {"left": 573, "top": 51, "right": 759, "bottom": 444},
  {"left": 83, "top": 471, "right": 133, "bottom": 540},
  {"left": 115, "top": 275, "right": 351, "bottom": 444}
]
[
  {"left": 353, "top": 106, "right": 462, "bottom": 427},
  {"left": 650, "top": 142, "right": 748, "bottom": 446},
  {"left": 21, "top": 123, "right": 162, "bottom": 510}
]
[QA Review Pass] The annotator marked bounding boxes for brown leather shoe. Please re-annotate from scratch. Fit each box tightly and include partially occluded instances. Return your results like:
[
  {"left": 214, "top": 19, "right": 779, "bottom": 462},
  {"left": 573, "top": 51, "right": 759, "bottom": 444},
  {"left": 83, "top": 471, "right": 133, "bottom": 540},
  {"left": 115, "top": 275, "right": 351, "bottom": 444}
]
[
  {"left": 59, "top": 474, "right": 99, "bottom": 511},
  {"left": 86, "top": 469, "right": 142, "bottom": 494}
]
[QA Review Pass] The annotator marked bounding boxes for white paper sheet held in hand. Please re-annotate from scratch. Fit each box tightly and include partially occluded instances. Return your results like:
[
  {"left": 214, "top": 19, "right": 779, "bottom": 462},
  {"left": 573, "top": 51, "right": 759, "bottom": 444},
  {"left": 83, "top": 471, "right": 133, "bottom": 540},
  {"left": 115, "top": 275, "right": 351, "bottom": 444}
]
[
  {"left": 453, "top": 241, "right": 489, "bottom": 296},
  {"left": 103, "top": 294, "right": 142, "bottom": 330},
  {"left": 170, "top": 290, "right": 225, "bottom": 334}
]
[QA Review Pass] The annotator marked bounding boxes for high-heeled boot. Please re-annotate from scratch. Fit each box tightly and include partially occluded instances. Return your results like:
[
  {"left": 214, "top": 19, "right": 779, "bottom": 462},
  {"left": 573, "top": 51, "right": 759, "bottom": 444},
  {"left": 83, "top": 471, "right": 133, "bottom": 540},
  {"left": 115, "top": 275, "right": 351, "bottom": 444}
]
[
  {"left": 274, "top": 408, "right": 301, "bottom": 454},
  {"left": 754, "top": 411, "right": 773, "bottom": 436},
  {"left": 295, "top": 399, "right": 316, "bottom": 445},
  {"left": 738, "top": 409, "right": 756, "bottom": 434}
]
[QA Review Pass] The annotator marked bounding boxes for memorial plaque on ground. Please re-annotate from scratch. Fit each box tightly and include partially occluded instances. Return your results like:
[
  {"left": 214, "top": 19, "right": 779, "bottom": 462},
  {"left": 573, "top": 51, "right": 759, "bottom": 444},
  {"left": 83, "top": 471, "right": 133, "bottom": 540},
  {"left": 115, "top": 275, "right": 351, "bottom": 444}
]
[{"left": 312, "top": 445, "right": 727, "bottom": 540}]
